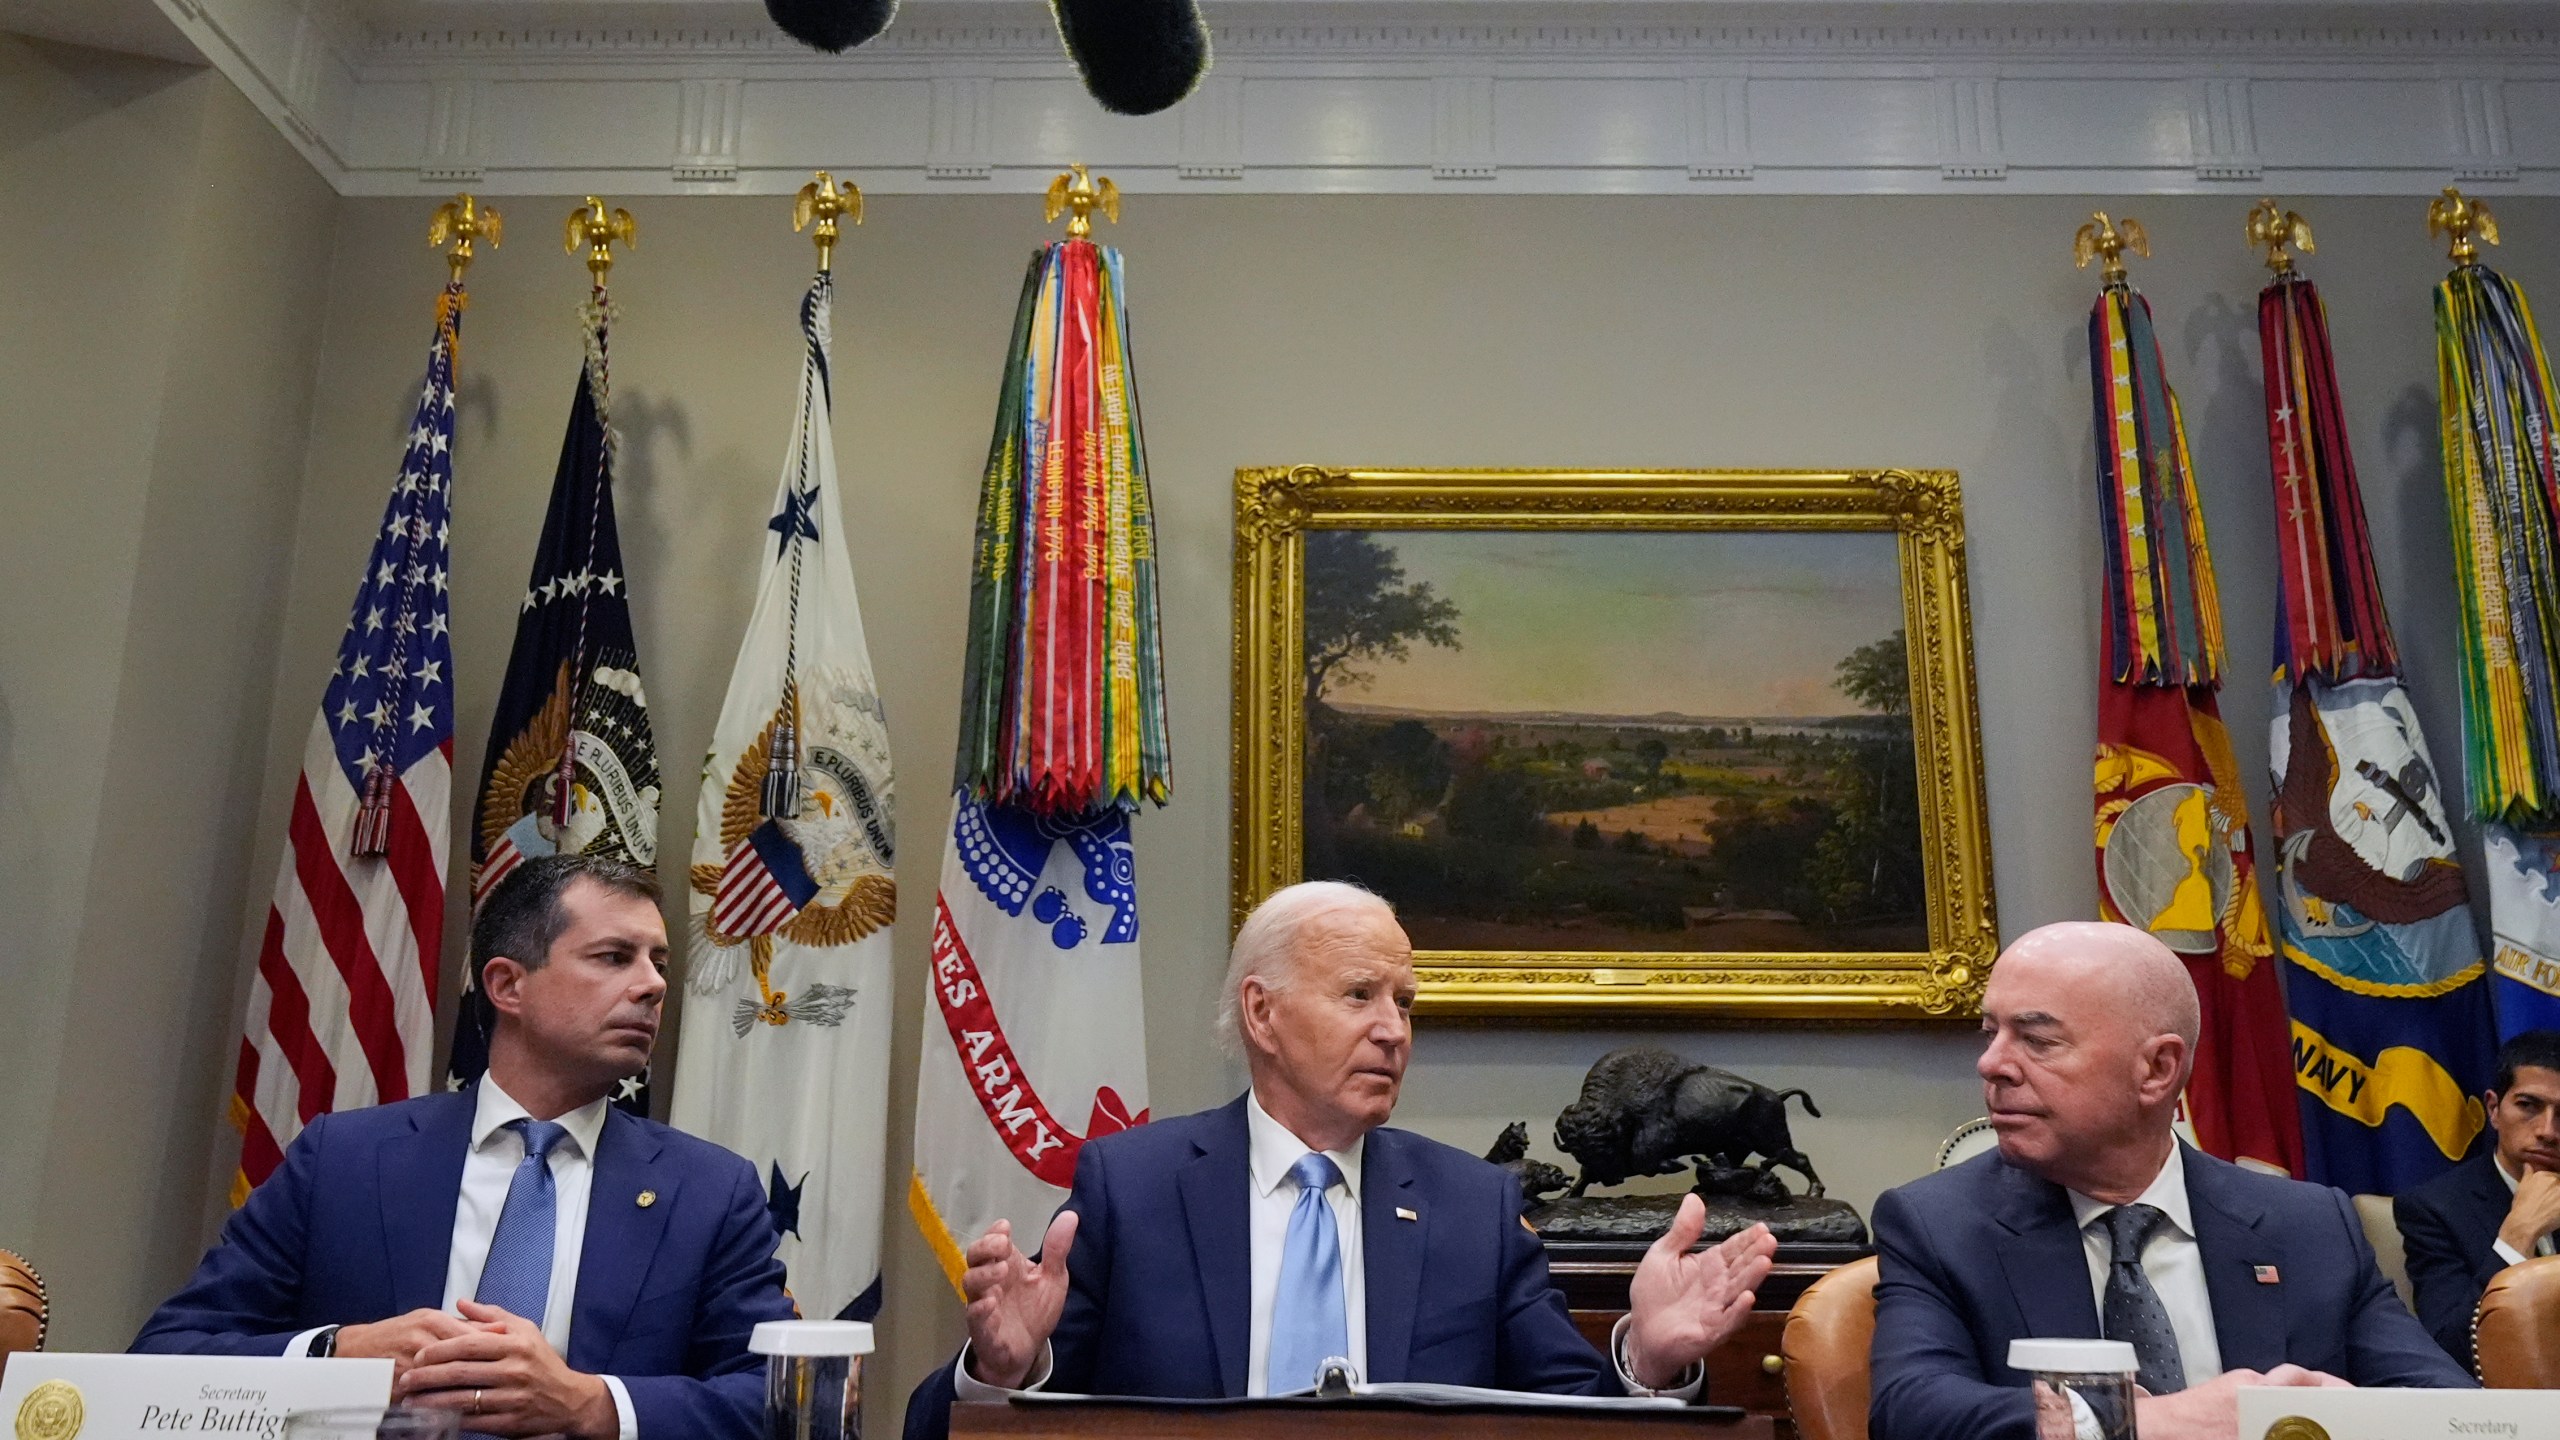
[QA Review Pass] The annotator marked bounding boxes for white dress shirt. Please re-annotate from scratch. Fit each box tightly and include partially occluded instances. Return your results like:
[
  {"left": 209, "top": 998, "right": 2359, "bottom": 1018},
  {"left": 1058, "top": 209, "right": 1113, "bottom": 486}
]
[
  {"left": 2065, "top": 1140, "right": 2225, "bottom": 1388},
  {"left": 294, "top": 1077, "right": 637, "bottom": 1439},
  {"left": 954, "top": 1089, "right": 1695, "bottom": 1400},
  {"left": 2491, "top": 1152, "right": 2558, "bottom": 1267}
]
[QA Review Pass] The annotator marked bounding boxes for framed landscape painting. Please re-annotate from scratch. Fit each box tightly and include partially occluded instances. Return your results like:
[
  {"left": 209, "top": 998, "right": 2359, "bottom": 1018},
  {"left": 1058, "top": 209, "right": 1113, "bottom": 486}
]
[{"left": 1232, "top": 467, "right": 1997, "bottom": 1019}]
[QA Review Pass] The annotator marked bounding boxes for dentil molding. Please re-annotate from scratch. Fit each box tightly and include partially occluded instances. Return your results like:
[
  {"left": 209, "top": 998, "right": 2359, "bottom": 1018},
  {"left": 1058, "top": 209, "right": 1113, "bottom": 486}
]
[{"left": 153, "top": 1, "right": 2560, "bottom": 197}]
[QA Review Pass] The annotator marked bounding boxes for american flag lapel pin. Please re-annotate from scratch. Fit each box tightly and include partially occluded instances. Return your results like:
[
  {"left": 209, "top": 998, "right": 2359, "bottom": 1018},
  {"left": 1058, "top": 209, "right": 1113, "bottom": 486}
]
[{"left": 2253, "top": 1264, "right": 2280, "bottom": 1284}]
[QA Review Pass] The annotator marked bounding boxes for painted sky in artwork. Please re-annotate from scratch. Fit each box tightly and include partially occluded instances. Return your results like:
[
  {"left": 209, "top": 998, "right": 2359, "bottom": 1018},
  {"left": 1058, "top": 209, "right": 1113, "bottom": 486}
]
[{"left": 1326, "top": 529, "right": 1906, "bottom": 719}]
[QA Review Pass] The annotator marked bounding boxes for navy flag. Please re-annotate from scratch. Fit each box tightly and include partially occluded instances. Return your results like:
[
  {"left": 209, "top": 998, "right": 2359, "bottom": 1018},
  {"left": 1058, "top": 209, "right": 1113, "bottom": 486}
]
[{"left": 449, "top": 294, "right": 661, "bottom": 1109}]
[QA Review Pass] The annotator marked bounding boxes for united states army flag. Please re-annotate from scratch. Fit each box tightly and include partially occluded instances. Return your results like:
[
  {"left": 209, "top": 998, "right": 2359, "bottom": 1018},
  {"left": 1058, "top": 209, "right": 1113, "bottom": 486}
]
[{"left": 671, "top": 270, "right": 898, "bottom": 1320}]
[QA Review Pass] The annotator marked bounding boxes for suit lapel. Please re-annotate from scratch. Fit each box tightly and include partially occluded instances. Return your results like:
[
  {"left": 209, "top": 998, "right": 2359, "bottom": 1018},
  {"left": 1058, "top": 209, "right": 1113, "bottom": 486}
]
[
  {"left": 378, "top": 1090, "right": 474, "bottom": 1314},
  {"left": 1992, "top": 1159, "right": 2102, "bottom": 1347},
  {"left": 2184, "top": 1148, "right": 2283, "bottom": 1374},
  {"left": 1360, "top": 1129, "right": 1425, "bottom": 1384},
  {"left": 2463, "top": 1153, "right": 2517, "bottom": 1264},
  {"left": 1175, "top": 1098, "right": 1253, "bottom": 1396},
  {"left": 569, "top": 1107, "right": 675, "bottom": 1374}
]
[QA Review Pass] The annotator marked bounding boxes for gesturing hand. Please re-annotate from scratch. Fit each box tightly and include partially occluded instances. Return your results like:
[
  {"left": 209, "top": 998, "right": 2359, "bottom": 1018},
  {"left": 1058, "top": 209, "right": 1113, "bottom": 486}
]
[
  {"left": 396, "top": 1301, "right": 618, "bottom": 1439},
  {"left": 1625, "top": 1201, "right": 1777, "bottom": 1390},
  {"left": 963, "top": 1210, "right": 1080, "bottom": 1389}
]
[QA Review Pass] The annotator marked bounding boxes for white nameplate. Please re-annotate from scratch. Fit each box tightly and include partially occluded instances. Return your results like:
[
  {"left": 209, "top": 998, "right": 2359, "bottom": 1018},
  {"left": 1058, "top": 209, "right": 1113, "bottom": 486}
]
[
  {"left": 0, "top": 1354, "right": 392, "bottom": 1440},
  {"left": 2242, "top": 1386, "right": 2560, "bottom": 1440}
]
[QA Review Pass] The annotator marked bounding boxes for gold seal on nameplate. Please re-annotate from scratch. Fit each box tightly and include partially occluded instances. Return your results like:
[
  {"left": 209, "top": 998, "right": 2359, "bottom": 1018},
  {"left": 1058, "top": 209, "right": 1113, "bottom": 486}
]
[
  {"left": 14, "top": 1380, "right": 84, "bottom": 1440},
  {"left": 2264, "top": 1418, "right": 2330, "bottom": 1440}
]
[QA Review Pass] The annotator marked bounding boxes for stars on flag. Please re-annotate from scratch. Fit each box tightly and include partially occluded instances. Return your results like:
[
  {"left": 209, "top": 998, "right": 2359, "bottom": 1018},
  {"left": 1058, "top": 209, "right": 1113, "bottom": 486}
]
[
  {"left": 520, "top": 567, "right": 623, "bottom": 612},
  {"left": 770, "top": 483, "right": 820, "bottom": 559}
]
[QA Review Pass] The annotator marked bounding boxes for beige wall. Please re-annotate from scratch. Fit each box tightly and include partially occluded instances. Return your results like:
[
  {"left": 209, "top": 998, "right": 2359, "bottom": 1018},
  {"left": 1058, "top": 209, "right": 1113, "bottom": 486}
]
[
  {"left": 0, "top": 37, "right": 340, "bottom": 1348},
  {"left": 9, "top": 52, "right": 2556, "bottom": 1414}
]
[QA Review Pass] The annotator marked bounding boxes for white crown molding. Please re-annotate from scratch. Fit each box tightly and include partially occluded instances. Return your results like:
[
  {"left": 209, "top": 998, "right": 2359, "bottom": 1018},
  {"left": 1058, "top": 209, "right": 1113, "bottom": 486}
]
[{"left": 152, "top": 1, "right": 2560, "bottom": 197}]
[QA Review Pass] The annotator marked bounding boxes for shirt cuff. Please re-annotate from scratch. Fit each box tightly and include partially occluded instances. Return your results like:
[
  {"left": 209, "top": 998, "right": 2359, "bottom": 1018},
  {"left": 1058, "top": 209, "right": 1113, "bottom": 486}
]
[
  {"left": 602, "top": 1375, "right": 637, "bottom": 1440},
  {"left": 1610, "top": 1315, "right": 1705, "bottom": 1401},
  {"left": 2495, "top": 1237, "right": 2531, "bottom": 1267},
  {"left": 286, "top": 1327, "right": 331, "bottom": 1358},
  {"left": 951, "top": 1340, "right": 1055, "bottom": 1400}
]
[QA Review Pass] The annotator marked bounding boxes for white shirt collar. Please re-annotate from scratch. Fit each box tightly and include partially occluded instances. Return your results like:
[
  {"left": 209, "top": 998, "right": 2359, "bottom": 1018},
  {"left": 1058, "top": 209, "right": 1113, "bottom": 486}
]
[
  {"left": 2065, "top": 1138, "right": 2196, "bottom": 1240},
  {"left": 2497, "top": 1151, "right": 2525, "bottom": 1194},
  {"left": 1245, "top": 1089, "right": 1364, "bottom": 1202},
  {"left": 471, "top": 1072, "right": 609, "bottom": 1162}
]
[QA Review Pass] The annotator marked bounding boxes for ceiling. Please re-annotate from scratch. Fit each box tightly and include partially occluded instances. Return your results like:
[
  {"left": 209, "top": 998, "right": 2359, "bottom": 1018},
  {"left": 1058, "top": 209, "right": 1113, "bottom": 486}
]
[{"left": 17, "top": 0, "right": 2555, "bottom": 196}]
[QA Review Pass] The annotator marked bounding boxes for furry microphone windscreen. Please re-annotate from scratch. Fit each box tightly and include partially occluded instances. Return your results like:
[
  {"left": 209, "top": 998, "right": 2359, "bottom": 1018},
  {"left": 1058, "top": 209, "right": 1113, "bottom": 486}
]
[
  {"left": 1050, "top": 0, "right": 1211, "bottom": 116},
  {"left": 765, "top": 0, "right": 898, "bottom": 53}
]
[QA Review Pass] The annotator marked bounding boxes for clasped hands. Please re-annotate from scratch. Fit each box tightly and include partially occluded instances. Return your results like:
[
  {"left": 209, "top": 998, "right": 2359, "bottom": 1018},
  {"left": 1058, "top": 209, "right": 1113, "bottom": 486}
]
[
  {"left": 334, "top": 1299, "right": 619, "bottom": 1438},
  {"left": 959, "top": 1196, "right": 1780, "bottom": 1394}
]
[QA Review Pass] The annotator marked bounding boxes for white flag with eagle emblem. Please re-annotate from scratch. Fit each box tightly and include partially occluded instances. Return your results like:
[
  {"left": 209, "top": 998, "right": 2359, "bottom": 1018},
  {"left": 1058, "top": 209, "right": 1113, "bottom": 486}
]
[{"left": 669, "top": 269, "right": 896, "bottom": 1321}]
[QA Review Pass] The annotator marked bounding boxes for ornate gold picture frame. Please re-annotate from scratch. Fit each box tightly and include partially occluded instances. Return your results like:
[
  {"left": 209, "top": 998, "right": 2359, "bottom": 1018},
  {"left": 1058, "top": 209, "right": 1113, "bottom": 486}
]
[{"left": 1232, "top": 466, "right": 1996, "bottom": 1019}]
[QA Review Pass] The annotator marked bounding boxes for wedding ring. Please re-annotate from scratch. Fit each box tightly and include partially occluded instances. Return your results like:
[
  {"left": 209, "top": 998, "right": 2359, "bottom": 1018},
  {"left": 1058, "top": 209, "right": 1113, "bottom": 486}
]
[{"left": 471, "top": 1388, "right": 483, "bottom": 1414}]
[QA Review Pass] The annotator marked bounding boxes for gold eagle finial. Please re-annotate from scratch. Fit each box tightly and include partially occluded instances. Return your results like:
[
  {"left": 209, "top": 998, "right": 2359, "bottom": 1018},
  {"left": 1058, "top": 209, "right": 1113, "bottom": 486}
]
[
  {"left": 2245, "top": 199, "right": 2314, "bottom": 277},
  {"left": 2428, "top": 187, "right": 2500, "bottom": 267},
  {"left": 428, "top": 194, "right": 501, "bottom": 282},
  {"left": 1045, "top": 163, "right": 1120, "bottom": 240},
  {"left": 563, "top": 197, "right": 637, "bottom": 283},
  {"left": 793, "top": 171, "right": 864, "bottom": 274},
  {"left": 2073, "top": 212, "right": 2149, "bottom": 288}
]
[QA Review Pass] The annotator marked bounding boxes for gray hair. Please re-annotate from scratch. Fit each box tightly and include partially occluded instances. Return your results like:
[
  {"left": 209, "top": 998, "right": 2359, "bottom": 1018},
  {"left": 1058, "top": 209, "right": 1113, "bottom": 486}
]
[{"left": 1216, "top": 881, "right": 1397, "bottom": 1056}]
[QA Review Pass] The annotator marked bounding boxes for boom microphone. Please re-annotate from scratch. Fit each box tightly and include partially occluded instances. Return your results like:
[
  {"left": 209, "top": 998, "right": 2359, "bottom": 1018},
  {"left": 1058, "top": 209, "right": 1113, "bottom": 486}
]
[
  {"left": 764, "top": 0, "right": 898, "bottom": 53},
  {"left": 1050, "top": 0, "right": 1212, "bottom": 117}
]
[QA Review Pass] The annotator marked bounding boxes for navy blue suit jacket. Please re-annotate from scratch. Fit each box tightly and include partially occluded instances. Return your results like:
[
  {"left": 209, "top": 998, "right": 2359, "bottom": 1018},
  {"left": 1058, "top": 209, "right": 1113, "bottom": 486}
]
[
  {"left": 1869, "top": 1144, "right": 2471, "bottom": 1440},
  {"left": 133, "top": 1088, "right": 797, "bottom": 1437},
  {"left": 904, "top": 1096, "right": 1615, "bottom": 1440},
  {"left": 2394, "top": 1150, "right": 2518, "bottom": 1373}
]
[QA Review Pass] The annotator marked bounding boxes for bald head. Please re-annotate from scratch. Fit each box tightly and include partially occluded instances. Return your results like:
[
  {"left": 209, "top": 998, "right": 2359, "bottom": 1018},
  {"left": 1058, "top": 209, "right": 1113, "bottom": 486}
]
[
  {"left": 2001, "top": 921, "right": 2200, "bottom": 1066},
  {"left": 1975, "top": 921, "right": 2200, "bottom": 1200}
]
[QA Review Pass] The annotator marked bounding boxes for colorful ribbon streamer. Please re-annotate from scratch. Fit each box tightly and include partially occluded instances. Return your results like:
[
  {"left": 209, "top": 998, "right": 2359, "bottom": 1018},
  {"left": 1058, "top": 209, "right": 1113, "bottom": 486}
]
[{"left": 957, "top": 239, "right": 1171, "bottom": 813}]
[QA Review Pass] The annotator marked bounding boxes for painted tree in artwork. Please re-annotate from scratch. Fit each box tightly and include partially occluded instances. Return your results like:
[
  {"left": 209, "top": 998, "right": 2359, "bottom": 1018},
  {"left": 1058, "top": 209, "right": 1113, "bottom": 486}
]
[
  {"left": 1302, "top": 532, "right": 1462, "bottom": 708},
  {"left": 1806, "top": 628, "right": 1925, "bottom": 924},
  {"left": 1302, "top": 531, "right": 1462, "bottom": 875}
]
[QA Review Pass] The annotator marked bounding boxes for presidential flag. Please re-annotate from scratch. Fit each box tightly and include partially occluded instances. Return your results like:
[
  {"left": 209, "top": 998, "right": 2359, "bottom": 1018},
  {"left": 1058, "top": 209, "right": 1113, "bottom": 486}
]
[
  {"left": 912, "top": 177, "right": 1166, "bottom": 1287},
  {"left": 669, "top": 263, "right": 899, "bottom": 1321},
  {"left": 2081, "top": 215, "right": 2304, "bottom": 1176},
  {"left": 2430, "top": 192, "right": 2560, "bottom": 1037},
  {"left": 228, "top": 282, "right": 460, "bottom": 1201},
  {"left": 2252, "top": 218, "right": 2496, "bottom": 1194},
  {"left": 447, "top": 288, "right": 660, "bottom": 1108}
]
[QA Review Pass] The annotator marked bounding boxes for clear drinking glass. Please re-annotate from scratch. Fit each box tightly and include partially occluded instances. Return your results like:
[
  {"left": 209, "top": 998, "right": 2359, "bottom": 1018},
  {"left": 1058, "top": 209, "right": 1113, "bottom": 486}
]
[
  {"left": 281, "top": 1406, "right": 461, "bottom": 1440},
  {"left": 751, "top": 1318, "right": 874, "bottom": 1440},
  {"left": 2008, "top": 1338, "right": 2140, "bottom": 1440}
]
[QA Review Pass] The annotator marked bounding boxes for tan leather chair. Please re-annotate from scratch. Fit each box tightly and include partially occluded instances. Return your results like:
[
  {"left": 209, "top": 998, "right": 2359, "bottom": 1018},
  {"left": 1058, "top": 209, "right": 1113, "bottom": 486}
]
[
  {"left": 2475, "top": 1253, "right": 2560, "bottom": 1388},
  {"left": 1783, "top": 1255, "right": 1881, "bottom": 1440},
  {"left": 0, "top": 1249, "right": 46, "bottom": 1381},
  {"left": 2351, "top": 1193, "right": 2413, "bottom": 1312}
]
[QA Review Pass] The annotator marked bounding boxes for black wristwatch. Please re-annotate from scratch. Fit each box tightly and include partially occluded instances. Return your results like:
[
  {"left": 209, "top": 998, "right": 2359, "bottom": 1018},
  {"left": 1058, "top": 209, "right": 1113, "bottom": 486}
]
[{"left": 312, "top": 1325, "right": 342, "bottom": 1358}]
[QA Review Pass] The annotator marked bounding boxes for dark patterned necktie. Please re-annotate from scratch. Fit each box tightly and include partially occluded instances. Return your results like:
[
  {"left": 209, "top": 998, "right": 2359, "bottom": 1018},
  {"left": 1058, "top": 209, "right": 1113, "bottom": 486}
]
[{"left": 2096, "top": 1203, "right": 2186, "bottom": 1396}]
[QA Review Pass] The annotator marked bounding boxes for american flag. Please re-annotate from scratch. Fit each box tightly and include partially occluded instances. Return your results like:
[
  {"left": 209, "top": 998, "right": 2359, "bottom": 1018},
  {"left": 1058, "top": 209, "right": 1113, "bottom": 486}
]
[{"left": 227, "top": 284, "right": 460, "bottom": 1202}]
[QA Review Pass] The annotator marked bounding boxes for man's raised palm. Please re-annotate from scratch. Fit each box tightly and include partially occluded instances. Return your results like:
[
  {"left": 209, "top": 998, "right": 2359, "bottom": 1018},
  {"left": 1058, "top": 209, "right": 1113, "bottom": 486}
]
[{"left": 1625, "top": 1200, "right": 1776, "bottom": 1390}]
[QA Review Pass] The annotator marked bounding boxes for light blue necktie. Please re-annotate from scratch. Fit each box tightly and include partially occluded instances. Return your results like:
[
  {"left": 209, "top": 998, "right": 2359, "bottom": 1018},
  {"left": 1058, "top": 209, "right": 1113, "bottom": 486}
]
[
  {"left": 474, "top": 1118, "right": 568, "bottom": 1324},
  {"left": 1267, "top": 1152, "right": 1349, "bottom": 1394}
]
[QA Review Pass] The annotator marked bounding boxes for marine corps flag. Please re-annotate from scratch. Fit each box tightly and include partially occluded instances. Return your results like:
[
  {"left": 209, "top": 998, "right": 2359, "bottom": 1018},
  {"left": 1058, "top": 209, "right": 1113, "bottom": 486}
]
[
  {"left": 449, "top": 208, "right": 660, "bottom": 1108},
  {"left": 911, "top": 168, "right": 1166, "bottom": 1289},
  {"left": 2249, "top": 204, "right": 2495, "bottom": 1195},
  {"left": 671, "top": 176, "right": 900, "bottom": 1322},
  {"left": 2079, "top": 213, "right": 2304, "bottom": 1176},
  {"left": 2430, "top": 189, "right": 2560, "bottom": 1037}
]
